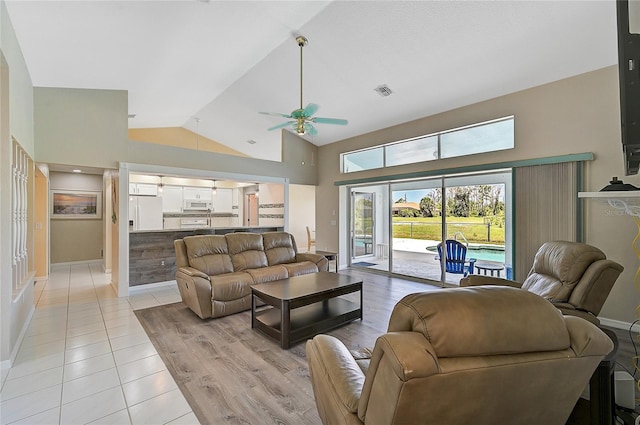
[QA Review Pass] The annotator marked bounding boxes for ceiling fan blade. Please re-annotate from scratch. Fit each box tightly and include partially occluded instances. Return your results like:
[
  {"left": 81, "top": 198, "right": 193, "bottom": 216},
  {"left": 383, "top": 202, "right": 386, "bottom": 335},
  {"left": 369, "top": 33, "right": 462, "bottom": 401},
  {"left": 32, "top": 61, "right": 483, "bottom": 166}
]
[
  {"left": 312, "top": 117, "right": 348, "bottom": 125},
  {"left": 304, "top": 123, "right": 318, "bottom": 136},
  {"left": 268, "top": 121, "right": 295, "bottom": 131},
  {"left": 303, "top": 103, "right": 319, "bottom": 117},
  {"left": 259, "top": 111, "right": 292, "bottom": 118}
]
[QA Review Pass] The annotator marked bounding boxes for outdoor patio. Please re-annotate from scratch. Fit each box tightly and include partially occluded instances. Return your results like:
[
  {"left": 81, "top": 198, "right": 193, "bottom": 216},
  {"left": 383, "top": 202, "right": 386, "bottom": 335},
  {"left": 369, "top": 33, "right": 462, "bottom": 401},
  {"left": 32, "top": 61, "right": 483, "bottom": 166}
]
[{"left": 351, "top": 238, "right": 506, "bottom": 285}]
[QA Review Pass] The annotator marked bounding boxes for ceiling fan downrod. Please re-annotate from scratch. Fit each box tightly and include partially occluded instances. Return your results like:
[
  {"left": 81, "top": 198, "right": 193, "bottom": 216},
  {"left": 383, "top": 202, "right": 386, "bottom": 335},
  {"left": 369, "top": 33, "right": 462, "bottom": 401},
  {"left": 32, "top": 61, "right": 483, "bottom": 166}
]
[
  {"left": 296, "top": 35, "right": 308, "bottom": 133},
  {"left": 296, "top": 36, "right": 308, "bottom": 110}
]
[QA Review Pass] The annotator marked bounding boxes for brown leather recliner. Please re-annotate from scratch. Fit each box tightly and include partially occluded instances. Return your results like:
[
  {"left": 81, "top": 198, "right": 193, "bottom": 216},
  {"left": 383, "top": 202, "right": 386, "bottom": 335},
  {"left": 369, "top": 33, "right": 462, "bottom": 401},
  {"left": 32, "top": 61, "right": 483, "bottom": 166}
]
[
  {"left": 306, "top": 286, "right": 614, "bottom": 425},
  {"left": 460, "top": 241, "right": 623, "bottom": 325}
]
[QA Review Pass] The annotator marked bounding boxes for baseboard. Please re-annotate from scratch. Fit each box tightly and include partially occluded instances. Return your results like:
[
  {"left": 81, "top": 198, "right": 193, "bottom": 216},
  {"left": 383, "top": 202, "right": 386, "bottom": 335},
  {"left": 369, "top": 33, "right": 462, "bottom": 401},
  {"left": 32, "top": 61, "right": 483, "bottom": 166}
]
[
  {"left": 599, "top": 317, "right": 640, "bottom": 333},
  {"left": 34, "top": 274, "right": 48, "bottom": 282},
  {"left": 129, "top": 280, "right": 177, "bottom": 292},
  {"left": 50, "top": 259, "right": 103, "bottom": 268}
]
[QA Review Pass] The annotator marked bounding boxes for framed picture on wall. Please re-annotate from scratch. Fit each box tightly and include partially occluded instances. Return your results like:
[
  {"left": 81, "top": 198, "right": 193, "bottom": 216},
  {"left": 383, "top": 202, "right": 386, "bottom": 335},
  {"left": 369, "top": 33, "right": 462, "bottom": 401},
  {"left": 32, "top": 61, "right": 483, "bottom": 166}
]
[{"left": 51, "top": 190, "right": 102, "bottom": 219}]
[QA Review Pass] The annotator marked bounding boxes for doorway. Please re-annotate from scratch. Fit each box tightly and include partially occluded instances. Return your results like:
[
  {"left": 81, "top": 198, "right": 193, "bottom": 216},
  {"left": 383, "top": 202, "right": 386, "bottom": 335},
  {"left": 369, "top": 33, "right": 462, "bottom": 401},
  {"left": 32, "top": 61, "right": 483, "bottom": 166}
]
[{"left": 245, "top": 193, "right": 259, "bottom": 226}]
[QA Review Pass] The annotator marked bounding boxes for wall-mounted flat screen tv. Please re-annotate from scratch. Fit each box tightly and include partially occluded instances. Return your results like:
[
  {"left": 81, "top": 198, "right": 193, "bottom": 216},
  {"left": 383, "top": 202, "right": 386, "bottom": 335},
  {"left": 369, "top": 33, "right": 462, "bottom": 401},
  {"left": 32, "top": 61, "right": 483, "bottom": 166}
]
[{"left": 617, "top": 0, "right": 640, "bottom": 175}]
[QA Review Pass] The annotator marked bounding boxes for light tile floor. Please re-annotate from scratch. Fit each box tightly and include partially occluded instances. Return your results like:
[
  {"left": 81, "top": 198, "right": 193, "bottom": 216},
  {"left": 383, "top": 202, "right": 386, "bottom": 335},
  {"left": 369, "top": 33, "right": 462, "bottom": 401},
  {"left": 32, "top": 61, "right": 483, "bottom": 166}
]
[{"left": 0, "top": 262, "right": 200, "bottom": 425}]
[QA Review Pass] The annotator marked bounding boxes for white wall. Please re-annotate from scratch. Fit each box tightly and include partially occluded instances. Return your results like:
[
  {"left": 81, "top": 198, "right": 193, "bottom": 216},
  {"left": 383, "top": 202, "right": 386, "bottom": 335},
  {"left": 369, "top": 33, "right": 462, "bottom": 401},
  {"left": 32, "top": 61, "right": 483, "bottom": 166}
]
[
  {"left": 289, "top": 184, "right": 316, "bottom": 252},
  {"left": 0, "top": 0, "right": 35, "bottom": 366}
]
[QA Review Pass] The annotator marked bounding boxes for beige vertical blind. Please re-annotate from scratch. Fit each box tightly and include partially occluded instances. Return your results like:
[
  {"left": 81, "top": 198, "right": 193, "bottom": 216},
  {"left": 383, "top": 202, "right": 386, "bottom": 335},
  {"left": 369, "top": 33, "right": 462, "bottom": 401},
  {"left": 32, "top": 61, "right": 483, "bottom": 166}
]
[{"left": 514, "top": 162, "right": 578, "bottom": 281}]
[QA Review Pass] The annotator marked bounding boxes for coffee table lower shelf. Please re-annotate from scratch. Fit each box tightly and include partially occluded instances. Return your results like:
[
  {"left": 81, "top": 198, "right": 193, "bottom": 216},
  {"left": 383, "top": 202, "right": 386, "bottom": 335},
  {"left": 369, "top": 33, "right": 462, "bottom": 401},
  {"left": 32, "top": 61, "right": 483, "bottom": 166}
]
[{"left": 253, "top": 298, "right": 361, "bottom": 349}]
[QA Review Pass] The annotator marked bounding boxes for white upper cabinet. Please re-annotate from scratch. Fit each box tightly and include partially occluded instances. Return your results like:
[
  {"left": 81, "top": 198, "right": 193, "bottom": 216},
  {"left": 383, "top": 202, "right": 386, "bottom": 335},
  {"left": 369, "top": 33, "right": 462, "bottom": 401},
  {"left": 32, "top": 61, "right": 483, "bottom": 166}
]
[
  {"left": 129, "top": 183, "right": 158, "bottom": 196},
  {"left": 212, "top": 188, "right": 233, "bottom": 213},
  {"left": 162, "top": 186, "right": 183, "bottom": 213},
  {"left": 183, "top": 187, "right": 212, "bottom": 201}
]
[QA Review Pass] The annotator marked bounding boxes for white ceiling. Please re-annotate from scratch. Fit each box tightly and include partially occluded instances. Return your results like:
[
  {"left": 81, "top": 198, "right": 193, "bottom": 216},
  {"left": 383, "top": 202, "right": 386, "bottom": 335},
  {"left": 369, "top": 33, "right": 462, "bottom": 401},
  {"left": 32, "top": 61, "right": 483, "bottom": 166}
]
[{"left": 5, "top": 1, "right": 619, "bottom": 162}]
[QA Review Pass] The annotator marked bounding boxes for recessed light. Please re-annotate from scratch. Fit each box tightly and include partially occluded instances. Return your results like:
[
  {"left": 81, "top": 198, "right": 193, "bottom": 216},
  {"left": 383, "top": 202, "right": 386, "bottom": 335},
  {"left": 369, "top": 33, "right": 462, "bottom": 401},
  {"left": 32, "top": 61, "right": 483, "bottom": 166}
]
[{"left": 72, "top": 169, "right": 82, "bottom": 173}]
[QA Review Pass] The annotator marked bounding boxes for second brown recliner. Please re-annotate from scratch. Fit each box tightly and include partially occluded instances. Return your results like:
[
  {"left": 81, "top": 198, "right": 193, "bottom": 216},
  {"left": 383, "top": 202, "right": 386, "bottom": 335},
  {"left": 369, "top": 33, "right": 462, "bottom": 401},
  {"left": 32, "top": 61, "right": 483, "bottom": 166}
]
[{"left": 460, "top": 240, "right": 623, "bottom": 325}]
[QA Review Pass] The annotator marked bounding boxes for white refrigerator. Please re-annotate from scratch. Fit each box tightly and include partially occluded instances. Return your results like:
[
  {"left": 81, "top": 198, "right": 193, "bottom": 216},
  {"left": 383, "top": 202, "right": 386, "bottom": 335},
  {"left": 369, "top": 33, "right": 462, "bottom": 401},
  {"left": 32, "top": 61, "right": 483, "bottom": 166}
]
[{"left": 129, "top": 196, "right": 164, "bottom": 230}]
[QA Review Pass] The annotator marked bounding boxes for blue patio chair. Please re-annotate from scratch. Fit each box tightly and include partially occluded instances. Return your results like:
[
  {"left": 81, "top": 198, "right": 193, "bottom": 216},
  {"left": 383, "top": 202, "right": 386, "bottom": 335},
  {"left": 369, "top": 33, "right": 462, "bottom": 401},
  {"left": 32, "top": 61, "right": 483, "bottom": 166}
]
[{"left": 436, "top": 239, "right": 476, "bottom": 276}]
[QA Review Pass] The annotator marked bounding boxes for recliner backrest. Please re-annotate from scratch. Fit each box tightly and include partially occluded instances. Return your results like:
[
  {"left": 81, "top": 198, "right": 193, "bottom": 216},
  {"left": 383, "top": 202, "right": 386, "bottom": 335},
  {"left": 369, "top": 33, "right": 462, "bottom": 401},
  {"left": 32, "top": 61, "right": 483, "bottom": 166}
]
[
  {"left": 262, "top": 231, "right": 297, "bottom": 265},
  {"left": 521, "top": 241, "right": 606, "bottom": 302},
  {"left": 225, "top": 232, "right": 268, "bottom": 271},
  {"left": 182, "top": 235, "right": 233, "bottom": 275},
  {"left": 387, "top": 286, "right": 570, "bottom": 357}
]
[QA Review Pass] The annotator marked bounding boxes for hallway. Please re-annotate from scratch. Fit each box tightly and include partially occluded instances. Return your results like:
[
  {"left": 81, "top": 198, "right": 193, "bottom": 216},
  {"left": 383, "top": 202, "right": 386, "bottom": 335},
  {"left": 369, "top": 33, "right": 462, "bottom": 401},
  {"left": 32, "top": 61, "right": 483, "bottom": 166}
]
[{"left": 0, "top": 263, "right": 198, "bottom": 424}]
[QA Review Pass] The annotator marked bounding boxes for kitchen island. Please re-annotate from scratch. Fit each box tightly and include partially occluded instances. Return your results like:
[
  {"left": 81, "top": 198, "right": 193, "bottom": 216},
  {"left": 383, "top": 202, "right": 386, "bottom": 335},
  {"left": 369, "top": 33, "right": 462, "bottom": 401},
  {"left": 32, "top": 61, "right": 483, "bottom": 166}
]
[{"left": 129, "top": 226, "right": 284, "bottom": 286}]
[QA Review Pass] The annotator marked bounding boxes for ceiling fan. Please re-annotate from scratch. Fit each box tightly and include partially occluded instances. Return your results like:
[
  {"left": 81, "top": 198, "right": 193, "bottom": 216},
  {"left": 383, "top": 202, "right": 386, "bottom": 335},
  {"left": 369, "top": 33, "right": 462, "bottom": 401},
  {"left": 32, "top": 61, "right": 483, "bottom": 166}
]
[{"left": 259, "top": 35, "right": 348, "bottom": 136}]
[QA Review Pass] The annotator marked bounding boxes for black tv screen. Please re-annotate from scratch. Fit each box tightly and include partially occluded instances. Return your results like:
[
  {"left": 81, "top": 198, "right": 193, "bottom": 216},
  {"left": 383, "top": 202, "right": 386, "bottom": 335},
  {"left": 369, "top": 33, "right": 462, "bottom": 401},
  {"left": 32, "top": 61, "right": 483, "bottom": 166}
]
[{"left": 617, "top": 0, "right": 640, "bottom": 175}]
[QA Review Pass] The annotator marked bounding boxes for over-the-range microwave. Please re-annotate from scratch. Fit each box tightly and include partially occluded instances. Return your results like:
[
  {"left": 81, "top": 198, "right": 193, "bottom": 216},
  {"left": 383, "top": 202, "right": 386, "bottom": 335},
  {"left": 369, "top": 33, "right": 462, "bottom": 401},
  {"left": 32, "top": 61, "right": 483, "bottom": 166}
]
[{"left": 183, "top": 200, "right": 212, "bottom": 211}]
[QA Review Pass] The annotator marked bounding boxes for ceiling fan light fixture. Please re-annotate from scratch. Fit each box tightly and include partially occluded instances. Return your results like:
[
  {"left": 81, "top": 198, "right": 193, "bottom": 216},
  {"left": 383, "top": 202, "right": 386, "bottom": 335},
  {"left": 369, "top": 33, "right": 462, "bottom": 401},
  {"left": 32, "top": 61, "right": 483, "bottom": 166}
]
[{"left": 259, "top": 35, "right": 348, "bottom": 137}]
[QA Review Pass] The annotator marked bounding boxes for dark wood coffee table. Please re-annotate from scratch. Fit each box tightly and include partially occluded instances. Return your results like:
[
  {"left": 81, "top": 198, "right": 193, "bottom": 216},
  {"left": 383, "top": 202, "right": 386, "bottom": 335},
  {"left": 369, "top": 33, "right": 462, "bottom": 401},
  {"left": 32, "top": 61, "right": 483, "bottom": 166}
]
[{"left": 251, "top": 272, "right": 363, "bottom": 349}]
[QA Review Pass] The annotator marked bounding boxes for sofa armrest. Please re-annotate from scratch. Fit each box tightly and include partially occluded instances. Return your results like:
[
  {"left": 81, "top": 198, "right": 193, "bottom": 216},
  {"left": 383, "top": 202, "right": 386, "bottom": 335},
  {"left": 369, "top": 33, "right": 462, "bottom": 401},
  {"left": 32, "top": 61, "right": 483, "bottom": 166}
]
[
  {"left": 460, "top": 274, "right": 523, "bottom": 288},
  {"left": 296, "top": 253, "right": 329, "bottom": 271},
  {"left": 176, "top": 266, "right": 210, "bottom": 280},
  {"left": 306, "top": 335, "right": 366, "bottom": 413}
]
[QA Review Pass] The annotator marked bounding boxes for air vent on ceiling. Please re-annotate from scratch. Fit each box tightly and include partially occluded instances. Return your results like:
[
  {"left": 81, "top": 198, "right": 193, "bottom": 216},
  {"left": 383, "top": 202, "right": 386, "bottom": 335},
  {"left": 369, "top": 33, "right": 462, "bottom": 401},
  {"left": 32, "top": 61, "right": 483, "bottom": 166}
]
[
  {"left": 128, "top": 114, "right": 136, "bottom": 118},
  {"left": 246, "top": 140, "right": 257, "bottom": 145},
  {"left": 374, "top": 84, "right": 393, "bottom": 97}
]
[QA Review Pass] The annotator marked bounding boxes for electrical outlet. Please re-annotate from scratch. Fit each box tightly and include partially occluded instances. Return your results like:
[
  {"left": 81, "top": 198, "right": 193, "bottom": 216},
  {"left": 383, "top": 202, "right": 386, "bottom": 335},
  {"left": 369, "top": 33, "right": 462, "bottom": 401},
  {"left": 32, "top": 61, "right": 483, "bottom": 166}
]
[{"left": 161, "top": 260, "right": 165, "bottom": 266}]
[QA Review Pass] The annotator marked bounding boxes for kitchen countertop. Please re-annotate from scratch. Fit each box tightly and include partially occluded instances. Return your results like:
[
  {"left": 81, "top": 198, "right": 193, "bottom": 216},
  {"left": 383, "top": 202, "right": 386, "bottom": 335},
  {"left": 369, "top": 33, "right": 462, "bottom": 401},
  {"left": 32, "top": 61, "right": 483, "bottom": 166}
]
[
  {"left": 129, "top": 226, "right": 279, "bottom": 234},
  {"left": 163, "top": 212, "right": 234, "bottom": 217}
]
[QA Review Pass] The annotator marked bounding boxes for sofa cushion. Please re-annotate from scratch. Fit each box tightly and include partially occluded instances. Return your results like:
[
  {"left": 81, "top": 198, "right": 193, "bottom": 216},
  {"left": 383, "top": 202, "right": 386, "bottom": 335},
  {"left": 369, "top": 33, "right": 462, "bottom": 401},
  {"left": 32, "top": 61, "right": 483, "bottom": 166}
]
[
  {"left": 183, "top": 235, "right": 233, "bottom": 276},
  {"left": 210, "top": 272, "right": 254, "bottom": 301},
  {"left": 246, "top": 265, "right": 289, "bottom": 283},
  {"left": 226, "top": 233, "right": 268, "bottom": 271},
  {"left": 521, "top": 241, "right": 606, "bottom": 302},
  {"left": 282, "top": 261, "right": 318, "bottom": 277},
  {"left": 263, "top": 232, "right": 297, "bottom": 265}
]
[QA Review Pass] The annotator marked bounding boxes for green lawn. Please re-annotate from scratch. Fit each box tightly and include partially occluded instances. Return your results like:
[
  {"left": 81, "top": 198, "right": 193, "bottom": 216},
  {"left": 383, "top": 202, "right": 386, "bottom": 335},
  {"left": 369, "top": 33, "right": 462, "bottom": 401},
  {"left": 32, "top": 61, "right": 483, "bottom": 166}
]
[{"left": 392, "top": 217, "right": 505, "bottom": 244}]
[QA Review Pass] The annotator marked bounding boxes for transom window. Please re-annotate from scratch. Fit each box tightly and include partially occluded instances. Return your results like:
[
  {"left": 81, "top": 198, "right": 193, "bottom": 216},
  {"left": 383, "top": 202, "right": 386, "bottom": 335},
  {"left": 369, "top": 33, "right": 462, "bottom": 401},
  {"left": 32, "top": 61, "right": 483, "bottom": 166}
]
[{"left": 341, "top": 116, "right": 514, "bottom": 173}]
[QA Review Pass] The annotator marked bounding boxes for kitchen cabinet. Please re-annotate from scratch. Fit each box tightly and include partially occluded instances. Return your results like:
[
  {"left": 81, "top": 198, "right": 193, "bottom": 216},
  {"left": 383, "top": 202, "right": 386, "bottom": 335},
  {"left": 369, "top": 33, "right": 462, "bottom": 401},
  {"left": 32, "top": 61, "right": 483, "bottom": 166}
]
[
  {"left": 129, "top": 183, "right": 158, "bottom": 196},
  {"left": 212, "top": 188, "right": 233, "bottom": 213},
  {"left": 183, "top": 187, "right": 212, "bottom": 201},
  {"left": 162, "top": 185, "right": 183, "bottom": 213}
]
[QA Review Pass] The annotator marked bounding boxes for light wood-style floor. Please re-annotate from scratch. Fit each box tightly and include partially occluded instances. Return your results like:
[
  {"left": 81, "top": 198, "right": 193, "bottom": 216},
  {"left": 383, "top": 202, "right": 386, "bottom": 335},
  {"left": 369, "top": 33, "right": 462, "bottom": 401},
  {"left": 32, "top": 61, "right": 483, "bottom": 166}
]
[{"left": 135, "top": 269, "right": 443, "bottom": 425}]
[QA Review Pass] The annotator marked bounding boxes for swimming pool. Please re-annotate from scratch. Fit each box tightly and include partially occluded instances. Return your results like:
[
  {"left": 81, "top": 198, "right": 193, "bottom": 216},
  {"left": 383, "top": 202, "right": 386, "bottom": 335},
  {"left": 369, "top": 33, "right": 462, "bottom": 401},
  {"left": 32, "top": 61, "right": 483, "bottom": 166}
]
[{"left": 426, "top": 245, "right": 505, "bottom": 263}]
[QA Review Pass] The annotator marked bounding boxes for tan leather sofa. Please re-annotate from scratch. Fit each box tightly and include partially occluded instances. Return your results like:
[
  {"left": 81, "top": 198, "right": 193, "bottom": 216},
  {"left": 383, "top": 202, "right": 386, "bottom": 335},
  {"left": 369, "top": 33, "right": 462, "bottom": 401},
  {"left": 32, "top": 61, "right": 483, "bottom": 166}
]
[
  {"left": 175, "top": 231, "right": 328, "bottom": 319},
  {"left": 306, "top": 286, "right": 614, "bottom": 425},
  {"left": 460, "top": 241, "right": 623, "bottom": 325}
]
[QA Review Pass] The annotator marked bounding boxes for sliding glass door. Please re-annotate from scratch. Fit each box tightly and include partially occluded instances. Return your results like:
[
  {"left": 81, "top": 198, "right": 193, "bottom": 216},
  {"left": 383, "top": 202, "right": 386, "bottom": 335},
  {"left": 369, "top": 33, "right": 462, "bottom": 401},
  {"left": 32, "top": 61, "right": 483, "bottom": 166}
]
[
  {"left": 349, "top": 186, "right": 390, "bottom": 271},
  {"left": 348, "top": 171, "right": 512, "bottom": 286}
]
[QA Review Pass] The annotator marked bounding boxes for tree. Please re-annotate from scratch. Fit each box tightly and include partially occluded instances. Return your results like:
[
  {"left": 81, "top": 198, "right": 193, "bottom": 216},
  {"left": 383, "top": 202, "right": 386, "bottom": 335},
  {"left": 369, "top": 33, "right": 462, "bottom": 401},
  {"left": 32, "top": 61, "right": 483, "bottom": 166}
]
[{"left": 419, "top": 196, "right": 437, "bottom": 217}]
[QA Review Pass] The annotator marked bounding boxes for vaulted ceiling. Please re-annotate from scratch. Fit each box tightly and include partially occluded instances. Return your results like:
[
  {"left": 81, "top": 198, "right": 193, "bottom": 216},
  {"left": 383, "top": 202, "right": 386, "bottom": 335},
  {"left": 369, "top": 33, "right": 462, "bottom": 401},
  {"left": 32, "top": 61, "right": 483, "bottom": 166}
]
[{"left": 5, "top": 1, "right": 618, "bottom": 161}]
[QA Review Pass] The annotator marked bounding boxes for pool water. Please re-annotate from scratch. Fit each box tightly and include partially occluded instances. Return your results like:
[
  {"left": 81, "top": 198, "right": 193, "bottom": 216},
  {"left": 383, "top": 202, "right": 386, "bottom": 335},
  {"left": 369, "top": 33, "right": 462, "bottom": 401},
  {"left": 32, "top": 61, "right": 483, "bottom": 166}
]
[
  {"left": 426, "top": 246, "right": 505, "bottom": 263},
  {"left": 466, "top": 248, "right": 505, "bottom": 263}
]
